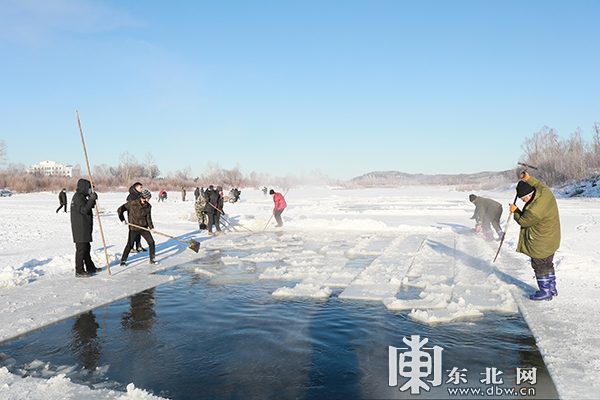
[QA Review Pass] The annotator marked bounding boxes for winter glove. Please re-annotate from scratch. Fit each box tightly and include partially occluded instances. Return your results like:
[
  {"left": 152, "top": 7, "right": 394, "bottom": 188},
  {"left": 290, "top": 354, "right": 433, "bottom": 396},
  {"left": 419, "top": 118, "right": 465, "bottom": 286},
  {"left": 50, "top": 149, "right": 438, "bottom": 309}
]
[
  {"left": 520, "top": 171, "right": 530, "bottom": 181},
  {"left": 509, "top": 204, "right": 518, "bottom": 213},
  {"left": 89, "top": 192, "right": 98, "bottom": 201}
]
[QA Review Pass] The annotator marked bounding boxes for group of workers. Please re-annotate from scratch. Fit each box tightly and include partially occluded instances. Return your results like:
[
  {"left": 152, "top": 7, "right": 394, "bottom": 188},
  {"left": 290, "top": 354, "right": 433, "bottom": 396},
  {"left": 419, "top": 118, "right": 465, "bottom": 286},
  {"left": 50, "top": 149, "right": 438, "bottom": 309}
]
[
  {"left": 69, "top": 182, "right": 287, "bottom": 277},
  {"left": 469, "top": 170, "right": 560, "bottom": 301},
  {"left": 68, "top": 170, "right": 560, "bottom": 303}
]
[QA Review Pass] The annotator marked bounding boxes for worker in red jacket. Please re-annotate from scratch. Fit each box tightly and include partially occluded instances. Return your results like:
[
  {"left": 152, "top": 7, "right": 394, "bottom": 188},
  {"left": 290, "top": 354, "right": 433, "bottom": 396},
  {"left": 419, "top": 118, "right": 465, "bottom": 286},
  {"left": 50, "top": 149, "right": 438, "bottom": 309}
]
[{"left": 270, "top": 189, "right": 287, "bottom": 228}]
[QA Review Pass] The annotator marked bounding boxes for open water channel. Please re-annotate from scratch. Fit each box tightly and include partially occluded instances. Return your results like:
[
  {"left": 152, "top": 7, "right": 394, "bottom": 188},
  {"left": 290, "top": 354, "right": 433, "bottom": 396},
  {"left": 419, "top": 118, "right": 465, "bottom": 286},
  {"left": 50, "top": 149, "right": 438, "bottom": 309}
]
[{"left": 0, "top": 249, "right": 559, "bottom": 400}]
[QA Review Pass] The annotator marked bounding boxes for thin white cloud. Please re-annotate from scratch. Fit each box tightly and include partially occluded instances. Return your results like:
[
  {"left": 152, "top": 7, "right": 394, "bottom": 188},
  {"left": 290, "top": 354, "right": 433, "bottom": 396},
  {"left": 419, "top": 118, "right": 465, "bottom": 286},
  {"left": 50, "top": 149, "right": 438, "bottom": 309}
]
[{"left": 0, "top": 0, "right": 139, "bottom": 44}]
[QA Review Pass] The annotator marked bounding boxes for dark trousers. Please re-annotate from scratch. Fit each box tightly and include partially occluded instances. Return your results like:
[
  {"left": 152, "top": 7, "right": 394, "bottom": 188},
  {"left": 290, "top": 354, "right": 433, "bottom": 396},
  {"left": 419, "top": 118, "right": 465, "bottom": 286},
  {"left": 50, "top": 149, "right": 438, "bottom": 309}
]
[
  {"left": 482, "top": 207, "right": 503, "bottom": 233},
  {"left": 274, "top": 209, "right": 284, "bottom": 226},
  {"left": 56, "top": 203, "right": 67, "bottom": 213},
  {"left": 75, "top": 242, "right": 96, "bottom": 273},
  {"left": 134, "top": 234, "right": 143, "bottom": 250},
  {"left": 121, "top": 230, "right": 155, "bottom": 262},
  {"left": 198, "top": 212, "right": 208, "bottom": 229},
  {"left": 207, "top": 212, "right": 221, "bottom": 232},
  {"left": 531, "top": 254, "right": 555, "bottom": 277}
]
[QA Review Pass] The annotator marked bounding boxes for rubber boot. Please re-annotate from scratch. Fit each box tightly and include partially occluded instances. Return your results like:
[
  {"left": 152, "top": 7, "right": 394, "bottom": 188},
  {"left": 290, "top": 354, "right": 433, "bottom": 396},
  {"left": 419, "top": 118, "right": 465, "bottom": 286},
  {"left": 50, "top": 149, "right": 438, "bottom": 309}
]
[
  {"left": 482, "top": 231, "right": 494, "bottom": 241},
  {"left": 547, "top": 272, "right": 557, "bottom": 296},
  {"left": 529, "top": 276, "right": 553, "bottom": 301}
]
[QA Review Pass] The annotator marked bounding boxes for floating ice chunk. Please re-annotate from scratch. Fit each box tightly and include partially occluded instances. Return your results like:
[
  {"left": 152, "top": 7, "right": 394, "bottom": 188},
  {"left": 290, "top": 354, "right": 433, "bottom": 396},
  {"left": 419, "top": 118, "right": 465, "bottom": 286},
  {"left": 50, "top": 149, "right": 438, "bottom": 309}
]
[
  {"left": 124, "top": 382, "right": 167, "bottom": 399},
  {"left": 241, "top": 252, "right": 285, "bottom": 263},
  {"left": 403, "top": 274, "right": 450, "bottom": 289},
  {"left": 284, "top": 258, "right": 325, "bottom": 267},
  {"left": 409, "top": 302, "right": 484, "bottom": 324},
  {"left": 495, "top": 295, "right": 519, "bottom": 313},
  {"left": 259, "top": 266, "right": 288, "bottom": 280},
  {"left": 383, "top": 284, "right": 452, "bottom": 310},
  {"left": 24, "top": 359, "right": 46, "bottom": 370},
  {"left": 194, "top": 268, "right": 215, "bottom": 277},
  {"left": 272, "top": 283, "right": 332, "bottom": 299},
  {"left": 339, "top": 284, "right": 401, "bottom": 300},
  {"left": 221, "top": 256, "right": 241, "bottom": 265},
  {"left": 383, "top": 295, "right": 448, "bottom": 311}
]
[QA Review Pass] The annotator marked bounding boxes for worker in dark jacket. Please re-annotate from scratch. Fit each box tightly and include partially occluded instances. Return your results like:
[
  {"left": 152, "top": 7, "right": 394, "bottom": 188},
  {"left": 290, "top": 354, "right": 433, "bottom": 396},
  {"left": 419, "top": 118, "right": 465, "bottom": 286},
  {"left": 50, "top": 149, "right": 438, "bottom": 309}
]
[
  {"left": 126, "top": 182, "right": 145, "bottom": 253},
  {"left": 469, "top": 194, "right": 503, "bottom": 240},
  {"left": 70, "top": 179, "right": 99, "bottom": 277},
  {"left": 56, "top": 188, "right": 68, "bottom": 213},
  {"left": 203, "top": 185, "right": 224, "bottom": 235},
  {"left": 118, "top": 189, "right": 157, "bottom": 266},
  {"left": 510, "top": 171, "right": 561, "bottom": 301}
]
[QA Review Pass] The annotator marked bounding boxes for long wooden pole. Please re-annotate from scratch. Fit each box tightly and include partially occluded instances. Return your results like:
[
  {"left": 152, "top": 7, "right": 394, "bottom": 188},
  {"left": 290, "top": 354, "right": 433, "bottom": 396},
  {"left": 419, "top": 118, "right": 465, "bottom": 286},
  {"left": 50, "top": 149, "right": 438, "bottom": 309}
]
[
  {"left": 76, "top": 110, "right": 111, "bottom": 275},
  {"left": 493, "top": 193, "right": 518, "bottom": 263},
  {"left": 126, "top": 223, "right": 200, "bottom": 252},
  {"left": 493, "top": 166, "right": 537, "bottom": 262},
  {"left": 207, "top": 201, "right": 254, "bottom": 233}
]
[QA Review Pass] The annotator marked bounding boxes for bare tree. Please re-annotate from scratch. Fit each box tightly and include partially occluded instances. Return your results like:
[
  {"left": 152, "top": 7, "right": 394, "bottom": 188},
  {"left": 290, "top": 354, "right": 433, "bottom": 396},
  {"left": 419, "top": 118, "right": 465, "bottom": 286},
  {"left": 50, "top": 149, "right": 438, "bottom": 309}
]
[
  {"left": 520, "top": 126, "right": 564, "bottom": 185},
  {"left": 119, "top": 151, "right": 139, "bottom": 184},
  {"left": 0, "top": 140, "right": 7, "bottom": 165},
  {"left": 203, "top": 161, "right": 224, "bottom": 184},
  {"left": 592, "top": 122, "right": 600, "bottom": 169},
  {"left": 144, "top": 152, "right": 161, "bottom": 179},
  {"left": 520, "top": 124, "right": 600, "bottom": 186},
  {"left": 6, "top": 162, "right": 25, "bottom": 174},
  {"left": 564, "top": 129, "right": 587, "bottom": 182},
  {"left": 175, "top": 165, "right": 193, "bottom": 182},
  {"left": 72, "top": 164, "right": 82, "bottom": 177},
  {"left": 93, "top": 164, "right": 110, "bottom": 177},
  {"left": 223, "top": 164, "right": 244, "bottom": 187}
]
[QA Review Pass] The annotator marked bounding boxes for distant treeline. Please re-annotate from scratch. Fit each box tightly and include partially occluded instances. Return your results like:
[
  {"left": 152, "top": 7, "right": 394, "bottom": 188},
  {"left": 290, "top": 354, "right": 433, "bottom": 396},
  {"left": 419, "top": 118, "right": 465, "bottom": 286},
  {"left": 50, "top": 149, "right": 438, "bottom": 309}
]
[
  {"left": 0, "top": 151, "right": 339, "bottom": 193},
  {"left": 519, "top": 123, "right": 600, "bottom": 187},
  {"left": 2, "top": 124, "right": 599, "bottom": 193}
]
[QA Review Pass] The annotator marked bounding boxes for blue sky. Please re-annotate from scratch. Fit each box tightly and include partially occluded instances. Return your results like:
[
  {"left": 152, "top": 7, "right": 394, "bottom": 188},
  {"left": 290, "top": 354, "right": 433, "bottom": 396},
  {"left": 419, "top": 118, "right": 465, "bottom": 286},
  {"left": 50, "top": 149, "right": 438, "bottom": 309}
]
[{"left": 1, "top": 0, "right": 599, "bottom": 181}]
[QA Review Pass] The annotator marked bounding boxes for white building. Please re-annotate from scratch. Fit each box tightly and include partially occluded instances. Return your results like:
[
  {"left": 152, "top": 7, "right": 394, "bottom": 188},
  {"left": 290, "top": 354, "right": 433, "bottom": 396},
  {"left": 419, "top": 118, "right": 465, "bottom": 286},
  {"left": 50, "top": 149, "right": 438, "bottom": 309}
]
[{"left": 27, "top": 160, "right": 73, "bottom": 177}]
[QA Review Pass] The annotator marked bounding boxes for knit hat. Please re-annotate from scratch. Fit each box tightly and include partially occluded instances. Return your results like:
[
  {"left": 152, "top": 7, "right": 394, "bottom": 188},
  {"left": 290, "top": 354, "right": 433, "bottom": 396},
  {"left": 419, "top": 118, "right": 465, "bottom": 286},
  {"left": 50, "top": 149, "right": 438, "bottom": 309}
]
[
  {"left": 516, "top": 181, "right": 534, "bottom": 198},
  {"left": 269, "top": 189, "right": 275, "bottom": 195},
  {"left": 469, "top": 194, "right": 477, "bottom": 202},
  {"left": 141, "top": 189, "right": 152, "bottom": 199},
  {"left": 217, "top": 186, "right": 223, "bottom": 192}
]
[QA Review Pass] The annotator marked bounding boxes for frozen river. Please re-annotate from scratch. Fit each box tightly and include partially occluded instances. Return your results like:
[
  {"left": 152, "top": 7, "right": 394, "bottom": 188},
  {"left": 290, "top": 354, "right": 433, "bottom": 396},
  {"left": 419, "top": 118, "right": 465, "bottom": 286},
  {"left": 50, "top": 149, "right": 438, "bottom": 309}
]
[{"left": 1, "top": 186, "right": 598, "bottom": 398}]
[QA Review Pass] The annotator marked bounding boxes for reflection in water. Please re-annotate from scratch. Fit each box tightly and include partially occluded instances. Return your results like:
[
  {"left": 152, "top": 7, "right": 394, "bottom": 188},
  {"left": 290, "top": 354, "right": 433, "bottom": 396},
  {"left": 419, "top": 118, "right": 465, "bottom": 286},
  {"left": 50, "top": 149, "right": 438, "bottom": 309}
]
[
  {"left": 68, "top": 311, "right": 101, "bottom": 370},
  {"left": 121, "top": 288, "right": 157, "bottom": 332}
]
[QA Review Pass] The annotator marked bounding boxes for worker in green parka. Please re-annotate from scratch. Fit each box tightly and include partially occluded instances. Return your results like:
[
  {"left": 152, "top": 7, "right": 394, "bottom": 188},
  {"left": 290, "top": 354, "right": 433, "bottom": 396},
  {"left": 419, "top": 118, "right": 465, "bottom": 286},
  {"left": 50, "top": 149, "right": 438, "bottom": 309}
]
[{"left": 509, "top": 171, "right": 561, "bottom": 301}]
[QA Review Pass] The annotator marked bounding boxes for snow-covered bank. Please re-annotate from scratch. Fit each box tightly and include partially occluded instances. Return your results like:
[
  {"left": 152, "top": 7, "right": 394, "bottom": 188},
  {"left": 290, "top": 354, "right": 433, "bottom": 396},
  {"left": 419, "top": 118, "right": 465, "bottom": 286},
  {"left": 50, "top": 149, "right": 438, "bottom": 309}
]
[
  {"left": 0, "top": 366, "right": 164, "bottom": 400},
  {"left": 1, "top": 187, "right": 599, "bottom": 399}
]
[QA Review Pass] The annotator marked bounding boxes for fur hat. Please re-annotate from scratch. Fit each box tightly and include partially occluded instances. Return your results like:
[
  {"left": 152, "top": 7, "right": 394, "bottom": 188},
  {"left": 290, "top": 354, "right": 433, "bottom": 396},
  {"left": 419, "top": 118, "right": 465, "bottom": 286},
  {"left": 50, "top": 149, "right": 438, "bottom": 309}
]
[
  {"left": 469, "top": 194, "right": 477, "bottom": 202},
  {"left": 516, "top": 181, "right": 534, "bottom": 198},
  {"left": 217, "top": 186, "right": 223, "bottom": 192},
  {"left": 141, "top": 189, "right": 152, "bottom": 199}
]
